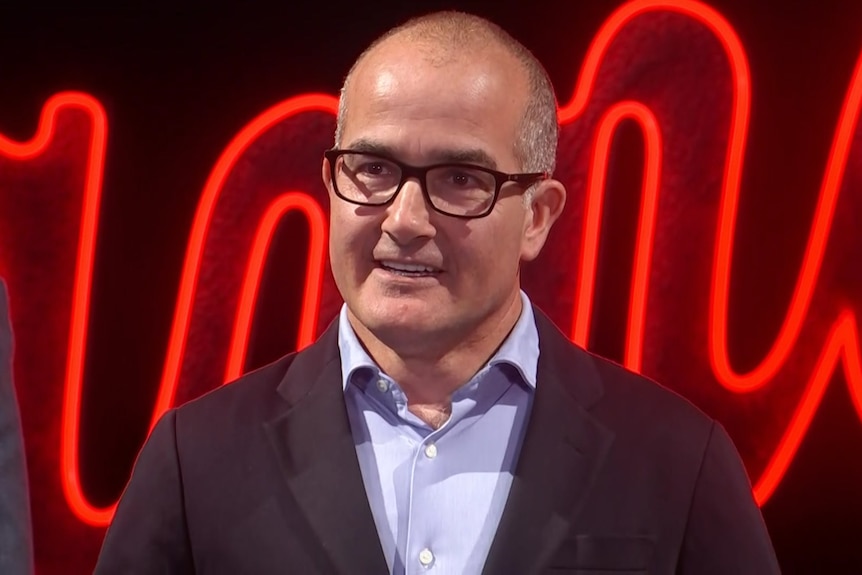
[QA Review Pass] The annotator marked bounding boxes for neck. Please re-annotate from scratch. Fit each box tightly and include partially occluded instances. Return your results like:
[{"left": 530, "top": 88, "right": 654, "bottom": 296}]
[{"left": 348, "top": 292, "right": 524, "bottom": 406}]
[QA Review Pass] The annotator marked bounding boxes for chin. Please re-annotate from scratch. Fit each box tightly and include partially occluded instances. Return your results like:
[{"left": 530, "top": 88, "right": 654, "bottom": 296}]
[
  {"left": 369, "top": 307, "right": 438, "bottom": 332},
  {"left": 359, "top": 298, "right": 444, "bottom": 334}
]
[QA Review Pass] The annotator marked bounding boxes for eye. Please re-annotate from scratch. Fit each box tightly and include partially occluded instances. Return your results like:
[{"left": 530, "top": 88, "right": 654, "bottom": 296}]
[
  {"left": 449, "top": 171, "right": 474, "bottom": 186},
  {"left": 346, "top": 155, "right": 398, "bottom": 178},
  {"left": 358, "top": 161, "right": 390, "bottom": 176},
  {"left": 431, "top": 166, "right": 494, "bottom": 192}
]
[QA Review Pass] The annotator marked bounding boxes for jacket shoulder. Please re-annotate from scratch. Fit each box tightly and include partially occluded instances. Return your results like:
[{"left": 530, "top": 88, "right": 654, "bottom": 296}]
[
  {"left": 589, "top": 350, "right": 713, "bottom": 432},
  {"left": 172, "top": 352, "right": 298, "bottom": 426}
]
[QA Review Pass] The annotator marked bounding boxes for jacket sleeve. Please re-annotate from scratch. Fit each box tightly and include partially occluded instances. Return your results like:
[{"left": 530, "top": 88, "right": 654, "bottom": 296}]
[
  {"left": 95, "top": 409, "right": 195, "bottom": 574},
  {"left": 0, "top": 279, "right": 34, "bottom": 575},
  {"left": 677, "top": 421, "right": 781, "bottom": 574}
]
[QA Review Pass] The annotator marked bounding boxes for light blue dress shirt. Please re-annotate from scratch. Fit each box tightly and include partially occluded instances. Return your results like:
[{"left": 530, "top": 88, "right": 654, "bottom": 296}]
[{"left": 338, "top": 291, "right": 539, "bottom": 575}]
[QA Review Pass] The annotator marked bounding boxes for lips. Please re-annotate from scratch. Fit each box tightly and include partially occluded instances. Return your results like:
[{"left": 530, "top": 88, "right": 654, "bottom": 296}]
[{"left": 378, "top": 260, "right": 442, "bottom": 276}]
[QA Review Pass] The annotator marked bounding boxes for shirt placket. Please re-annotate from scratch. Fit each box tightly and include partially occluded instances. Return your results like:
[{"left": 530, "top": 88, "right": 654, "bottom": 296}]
[
  {"left": 401, "top": 392, "right": 480, "bottom": 574},
  {"left": 403, "top": 424, "right": 445, "bottom": 574}
]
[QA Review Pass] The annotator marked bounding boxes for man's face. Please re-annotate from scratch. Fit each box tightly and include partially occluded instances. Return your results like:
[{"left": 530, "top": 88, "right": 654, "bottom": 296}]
[{"left": 324, "top": 39, "right": 539, "bottom": 356}]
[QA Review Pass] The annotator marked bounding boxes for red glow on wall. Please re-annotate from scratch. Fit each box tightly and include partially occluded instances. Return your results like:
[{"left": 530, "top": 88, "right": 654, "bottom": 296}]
[
  {"left": 148, "top": 94, "right": 336, "bottom": 435},
  {"left": 556, "top": 0, "right": 862, "bottom": 504},
  {"left": 75, "top": 94, "right": 334, "bottom": 526},
  {"left": 571, "top": 101, "right": 662, "bottom": 375},
  {"left": 0, "top": 93, "right": 109, "bottom": 526},
  {"left": 225, "top": 192, "right": 327, "bottom": 383},
  {"left": 718, "top": 49, "right": 862, "bottom": 502}
]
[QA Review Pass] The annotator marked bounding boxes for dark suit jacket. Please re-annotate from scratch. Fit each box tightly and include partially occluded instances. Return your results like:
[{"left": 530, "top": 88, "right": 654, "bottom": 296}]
[
  {"left": 96, "top": 308, "right": 780, "bottom": 574},
  {"left": 0, "top": 280, "right": 33, "bottom": 575}
]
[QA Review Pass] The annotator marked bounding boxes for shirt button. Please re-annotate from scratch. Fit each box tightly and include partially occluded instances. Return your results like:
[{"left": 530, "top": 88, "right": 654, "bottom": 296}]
[
  {"left": 424, "top": 443, "right": 438, "bottom": 459},
  {"left": 418, "top": 548, "right": 434, "bottom": 567},
  {"left": 376, "top": 378, "right": 389, "bottom": 392}
]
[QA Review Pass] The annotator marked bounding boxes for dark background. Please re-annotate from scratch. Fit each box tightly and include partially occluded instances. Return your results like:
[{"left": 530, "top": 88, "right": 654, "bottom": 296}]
[{"left": 2, "top": 1, "right": 862, "bottom": 572}]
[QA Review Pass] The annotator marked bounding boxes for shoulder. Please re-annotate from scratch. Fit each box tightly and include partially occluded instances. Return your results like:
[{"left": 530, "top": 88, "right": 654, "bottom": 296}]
[
  {"left": 172, "top": 352, "right": 298, "bottom": 426},
  {"left": 587, "top": 350, "right": 713, "bottom": 436},
  {"left": 149, "top": 354, "right": 301, "bottom": 460},
  {"left": 534, "top": 308, "right": 715, "bottom": 458},
  {"left": 164, "top": 319, "right": 341, "bottom": 457},
  {"left": 171, "top": 318, "right": 341, "bottom": 429},
  {"left": 581, "top": 349, "right": 720, "bottom": 477}
]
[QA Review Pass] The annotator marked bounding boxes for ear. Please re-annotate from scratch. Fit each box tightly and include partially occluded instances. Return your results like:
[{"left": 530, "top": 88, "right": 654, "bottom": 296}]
[
  {"left": 520, "top": 178, "right": 566, "bottom": 261},
  {"left": 321, "top": 156, "right": 333, "bottom": 192}
]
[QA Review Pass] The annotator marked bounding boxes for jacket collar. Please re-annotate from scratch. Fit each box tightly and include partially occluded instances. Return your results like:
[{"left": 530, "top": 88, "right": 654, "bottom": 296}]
[
  {"left": 265, "top": 320, "right": 389, "bottom": 574},
  {"left": 482, "top": 308, "right": 613, "bottom": 574}
]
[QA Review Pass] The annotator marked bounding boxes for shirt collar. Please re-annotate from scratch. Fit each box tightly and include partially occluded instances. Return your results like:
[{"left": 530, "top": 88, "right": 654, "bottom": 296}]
[{"left": 337, "top": 290, "right": 539, "bottom": 391}]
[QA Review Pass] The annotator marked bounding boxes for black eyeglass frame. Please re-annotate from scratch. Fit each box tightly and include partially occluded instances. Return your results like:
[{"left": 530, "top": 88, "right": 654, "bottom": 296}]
[{"left": 324, "top": 148, "right": 549, "bottom": 219}]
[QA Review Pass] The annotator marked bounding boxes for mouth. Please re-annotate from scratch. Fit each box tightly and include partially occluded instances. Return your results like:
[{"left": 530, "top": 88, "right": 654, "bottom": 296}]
[{"left": 377, "top": 260, "right": 442, "bottom": 278}]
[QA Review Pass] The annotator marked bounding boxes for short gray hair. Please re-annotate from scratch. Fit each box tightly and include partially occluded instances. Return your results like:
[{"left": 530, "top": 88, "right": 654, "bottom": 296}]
[{"left": 334, "top": 11, "right": 559, "bottom": 174}]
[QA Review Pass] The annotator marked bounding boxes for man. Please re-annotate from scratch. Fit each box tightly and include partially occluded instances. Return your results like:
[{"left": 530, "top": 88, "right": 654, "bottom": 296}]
[
  {"left": 96, "top": 11, "right": 780, "bottom": 574},
  {"left": 0, "top": 279, "right": 34, "bottom": 575}
]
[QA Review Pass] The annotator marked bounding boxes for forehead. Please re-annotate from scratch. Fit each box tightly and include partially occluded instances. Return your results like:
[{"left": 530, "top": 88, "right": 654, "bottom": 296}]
[{"left": 342, "top": 38, "right": 528, "bottom": 168}]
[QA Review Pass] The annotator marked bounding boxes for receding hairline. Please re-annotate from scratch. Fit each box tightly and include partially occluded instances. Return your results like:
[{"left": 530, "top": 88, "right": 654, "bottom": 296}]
[
  {"left": 336, "top": 11, "right": 560, "bottom": 173},
  {"left": 353, "top": 12, "right": 525, "bottom": 69}
]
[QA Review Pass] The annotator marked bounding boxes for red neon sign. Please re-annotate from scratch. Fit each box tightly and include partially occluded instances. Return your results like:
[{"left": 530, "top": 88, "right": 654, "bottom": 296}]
[
  {"left": 224, "top": 191, "right": 327, "bottom": 383},
  {"left": 3, "top": 1, "right": 862, "bottom": 569},
  {"left": 0, "top": 92, "right": 108, "bottom": 526}
]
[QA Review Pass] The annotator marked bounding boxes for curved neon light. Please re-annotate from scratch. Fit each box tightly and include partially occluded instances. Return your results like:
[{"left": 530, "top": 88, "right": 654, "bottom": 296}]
[
  {"left": 558, "top": 0, "right": 862, "bottom": 504},
  {"left": 150, "top": 93, "right": 337, "bottom": 432},
  {"left": 570, "top": 101, "right": 662, "bottom": 376},
  {"left": 61, "top": 94, "right": 336, "bottom": 525},
  {"left": 0, "top": 93, "right": 109, "bottom": 525},
  {"left": 224, "top": 192, "right": 327, "bottom": 383}
]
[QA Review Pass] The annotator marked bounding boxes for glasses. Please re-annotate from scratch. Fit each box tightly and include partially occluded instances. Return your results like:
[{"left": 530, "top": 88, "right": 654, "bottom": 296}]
[{"left": 324, "top": 149, "right": 548, "bottom": 219}]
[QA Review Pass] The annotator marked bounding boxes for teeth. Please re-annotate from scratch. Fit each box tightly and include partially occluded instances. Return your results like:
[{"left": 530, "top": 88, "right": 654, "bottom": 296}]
[{"left": 381, "top": 261, "right": 437, "bottom": 273}]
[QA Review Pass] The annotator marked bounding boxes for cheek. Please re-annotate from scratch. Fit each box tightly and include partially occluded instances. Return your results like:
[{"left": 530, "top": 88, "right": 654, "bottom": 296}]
[
  {"left": 330, "top": 204, "right": 362, "bottom": 245},
  {"left": 452, "top": 219, "right": 524, "bottom": 283},
  {"left": 328, "top": 212, "right": 351, "bottom": 271},
  {"left": 329, "top": 209, "right": 374, "bottom": 274}
]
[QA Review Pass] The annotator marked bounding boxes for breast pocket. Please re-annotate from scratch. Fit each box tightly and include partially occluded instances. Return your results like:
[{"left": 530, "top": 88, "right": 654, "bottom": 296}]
[{"left": 544, "top": 534, "right": 653, "bottom": 574}]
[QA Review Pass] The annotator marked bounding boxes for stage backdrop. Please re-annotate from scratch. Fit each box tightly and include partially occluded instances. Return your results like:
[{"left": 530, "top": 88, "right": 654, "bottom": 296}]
[{"left": 1, "top": 1, "right": 862, "bottom": 573}]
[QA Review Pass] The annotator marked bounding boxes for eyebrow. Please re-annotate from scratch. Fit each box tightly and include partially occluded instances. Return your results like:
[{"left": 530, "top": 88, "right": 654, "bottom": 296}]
[
  {"left": 437, "top": 149, "right": 498, "bottom": 169},
  {"left": 344, "top": 138, "right": 498, "bottom": 170}
]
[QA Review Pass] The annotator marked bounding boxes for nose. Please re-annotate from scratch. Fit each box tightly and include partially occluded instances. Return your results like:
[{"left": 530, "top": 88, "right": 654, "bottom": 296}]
[{"left": 380, "top": 178, "right": 436, "bottom": 244}]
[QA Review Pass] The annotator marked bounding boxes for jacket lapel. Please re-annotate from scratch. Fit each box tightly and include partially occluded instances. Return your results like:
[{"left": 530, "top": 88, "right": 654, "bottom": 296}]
[
  {"left": 482, "top": 309, "right": 614, "bottom": 575},
  {"left": 263, "top": 322, "right": 389, "bottom": 574}
]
